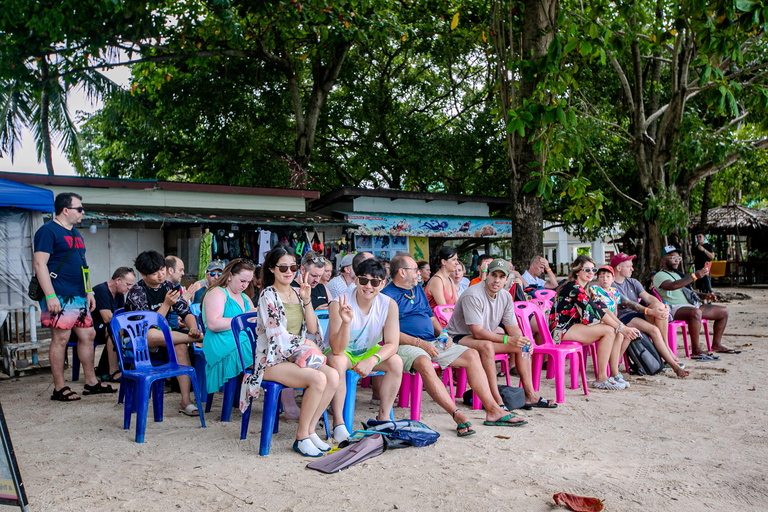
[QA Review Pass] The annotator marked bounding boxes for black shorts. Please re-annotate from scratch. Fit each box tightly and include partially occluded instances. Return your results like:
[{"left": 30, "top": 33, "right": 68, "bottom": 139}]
[
  {"left": 621, "top": 312, "right": 645, "bottom": 324},
  {"left": 453, "top": 334, "right": 469, "bottom": 345}
]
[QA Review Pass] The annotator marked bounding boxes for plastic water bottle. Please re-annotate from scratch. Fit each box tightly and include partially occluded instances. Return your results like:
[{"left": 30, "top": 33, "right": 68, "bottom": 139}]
[
  {"left": 436, "top": 329, "right": 450, "bottom": 351},
  {"left": 522, "top": 340, "right": 533, "bottom": 359}
]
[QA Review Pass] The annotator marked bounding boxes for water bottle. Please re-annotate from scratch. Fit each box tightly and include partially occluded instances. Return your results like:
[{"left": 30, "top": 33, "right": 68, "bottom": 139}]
[
  {"left": 522, "top": 340, "right": 533, "bottom": 359},
  {"left": 436, "top": 329, "right": 449, "bottom": 351}
]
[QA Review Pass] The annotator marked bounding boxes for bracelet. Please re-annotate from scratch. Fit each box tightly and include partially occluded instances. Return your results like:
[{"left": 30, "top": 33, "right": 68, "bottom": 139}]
[
  {"left": 373, "top": 353, "right": 382, "bottom": 365},
  {"left": 45, "top": 294, "right": 56, "bottom": 300},
  {"left": 615, "top": 323, "right": 625, "bottom": 333},
  {"left": 481, "top": 270, "right": 487, "bottom": 273},
  {"left": 546, "top": 268, "right": 551, "bottom": 272},
  {"left": 691, "top": 273, "right": 698, "bottom": 281},
  {"left": 503, "top": 335, "right": 508, "bottom": 345}
]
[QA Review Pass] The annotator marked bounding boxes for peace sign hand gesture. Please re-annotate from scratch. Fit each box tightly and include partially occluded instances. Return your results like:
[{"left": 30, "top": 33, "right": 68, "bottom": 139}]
[
  {"left": 298, "top": 270, "right": 312, "bottom": 304},
  {"left": 338, "top": 294, "right": 354, "bottom": 324}
]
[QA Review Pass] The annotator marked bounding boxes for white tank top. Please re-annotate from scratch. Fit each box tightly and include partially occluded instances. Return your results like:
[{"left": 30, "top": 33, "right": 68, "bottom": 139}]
[{"left": 343, "top": 290, "right": 390, "bottom": 357}]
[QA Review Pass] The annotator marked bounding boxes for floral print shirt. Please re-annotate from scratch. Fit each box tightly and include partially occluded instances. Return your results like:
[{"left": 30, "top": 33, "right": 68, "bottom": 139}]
[
  {"left": 589, "top": 285, "right": 621, "bottom": 314},
  {"left": 549, "top": 281, "right": 605, "bottom": 333},
  {"left": 238, "top": 286, "right": 323, "bottom": 412}
]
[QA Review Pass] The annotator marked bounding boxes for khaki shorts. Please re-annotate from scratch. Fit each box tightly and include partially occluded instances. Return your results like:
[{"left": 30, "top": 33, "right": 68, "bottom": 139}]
[
  {"left": 398, "top": 341, "right": 468, "bottom": 374},
  {"left": 670, "top": 303, "right": 698, "bottom": 318}
]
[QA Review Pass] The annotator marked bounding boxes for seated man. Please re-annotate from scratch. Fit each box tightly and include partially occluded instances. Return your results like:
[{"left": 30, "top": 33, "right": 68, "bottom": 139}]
[
  {"left": 93, "top": 267, "right": 136, "bottom": 381},
  {"left": 447, "top": 259, "right": 556, "bottom": 411},
  {"left": 653, "top": 246, "right": 733, "bottom": 360},
  {"left": 325, "top": 259, "right": 403, "bottom": 442},
  {"left": 299, "top": 251, "right": 332, "bottom": 311},
  {"left": 467, "top": 253, "right": 493, "bottom": 287},
  {"left": 191, "top": 260, "right": 226, "bottom": 304},
  {"left": 382, "top": 253, "right": 526, "bottom": 434},
  {"left": 611, "top": 253, "right": 689, "bottom": 377},
  {"left": 521, "top": 256, "right": 559, "bottom": 290},
  {"left": 125, "top": 250, "right": 204, "bottom": 415}
]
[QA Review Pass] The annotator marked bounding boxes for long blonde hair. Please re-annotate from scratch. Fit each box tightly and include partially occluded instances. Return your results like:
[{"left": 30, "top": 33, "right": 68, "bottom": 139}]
[{"left": 566, "top": 255, "right": 596, "bottom": 282}]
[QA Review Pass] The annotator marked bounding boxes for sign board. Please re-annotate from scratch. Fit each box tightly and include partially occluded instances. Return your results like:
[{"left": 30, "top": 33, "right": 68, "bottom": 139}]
[
  {"left": 344, "top": 213, "right": 512, "bottom": 238},
  {"left": 0, "top": 402, "right": 28, "bottom": 511}
]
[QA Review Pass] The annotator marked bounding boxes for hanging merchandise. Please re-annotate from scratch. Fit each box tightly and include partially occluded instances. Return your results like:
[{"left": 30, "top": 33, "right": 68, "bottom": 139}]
[
  {"left": 198, "top": 230, "right": 214, "bottom": 280},
  {"left": 312, "top": 230, "right": 324, "bottom": 253},
  {"left": 258, "top": 230, "right": 272, "bottom": 265}
]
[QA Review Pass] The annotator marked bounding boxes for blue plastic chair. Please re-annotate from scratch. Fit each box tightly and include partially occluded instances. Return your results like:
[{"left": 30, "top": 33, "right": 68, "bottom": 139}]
[
  {"left": 109, "top": 311, "right": 206, "bottom": 443},
  {"left": 315, "top": 310, "right": 330, "bottom": 338},
  {"left": 343, "top": 370, "right": 394, "bottom": 432},
  {"left": 231, "top": 312, "right": 330, "bottom": 456}
]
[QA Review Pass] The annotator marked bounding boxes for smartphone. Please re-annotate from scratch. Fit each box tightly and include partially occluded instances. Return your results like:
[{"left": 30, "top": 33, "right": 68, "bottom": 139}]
[{"left": 704, "top": 261, "right": 712, "bottom": 271}]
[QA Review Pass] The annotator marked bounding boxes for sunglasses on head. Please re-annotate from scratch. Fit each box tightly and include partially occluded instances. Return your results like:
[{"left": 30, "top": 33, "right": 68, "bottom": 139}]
[
  {"left": 68, "top": 206, "right": 85, "bottom": 213},
  {"left": 275, "top": 264, "right": 298, "bottom": 273},
  {"left": 310, "top": 257, "right": 325, "bottom": 264},
  {"left": 581, "top": 268, "right": 597, "bottom": 274},
  {"left": 358, "top": 276, "right": 382, "bottom": 287}
]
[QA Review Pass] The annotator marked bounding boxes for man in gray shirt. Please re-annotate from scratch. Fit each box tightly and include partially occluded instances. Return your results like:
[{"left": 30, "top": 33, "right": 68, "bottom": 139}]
[
  {"left": 611, "top": 253, "right": 688, "bottom": 378},
  {"left": 448, "top": 259, "right": 556, "bottom": 413}
]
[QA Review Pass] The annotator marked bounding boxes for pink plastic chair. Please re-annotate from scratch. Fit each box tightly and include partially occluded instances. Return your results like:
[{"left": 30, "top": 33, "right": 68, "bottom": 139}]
[
  {"left": 513, "top": 301, "right": 589, "bottom": 403},
  {"left": 398, "top": 362, "right": 454, "bottom": 421},
  {"left": 650, "top": 288, "right": 712, "bottom": 358},
  {"left": 433, "top": 304, "right": 454, "bottom": 328},
  {"left": 533, "top": 289, "right": 557, "bottom": 312}
]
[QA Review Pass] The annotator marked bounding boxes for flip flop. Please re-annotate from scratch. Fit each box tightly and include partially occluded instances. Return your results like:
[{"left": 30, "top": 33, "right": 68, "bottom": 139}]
[
  {"left": 456, "top": 422, "right": 476, "bottom": 437},
  {"left": 691, "top": 354, "right": 717, "bottom": 361},
  {"left": 483, "top": 413, "right": 528, "bottom": 427},
  {"left": 179, "top": 404, "right": 199, "bottom": 416},
  {"left": 714, "top": 349, "right": 741, "bottom": 354},
  {"left": 523, "top": 397, "right": 558, "bottom": 409}
]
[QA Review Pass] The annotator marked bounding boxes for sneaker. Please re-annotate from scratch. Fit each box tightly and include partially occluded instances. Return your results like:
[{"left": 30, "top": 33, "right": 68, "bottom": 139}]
[
  {"left": 613, "top": 373, "right": 630, "bottom": 388},
  {"left": 592, "top": 378, "right": 623, "bottom": 390}
]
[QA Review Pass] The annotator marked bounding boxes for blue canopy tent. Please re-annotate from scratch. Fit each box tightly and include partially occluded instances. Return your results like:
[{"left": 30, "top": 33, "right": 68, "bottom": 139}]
[{"left": 0, "top": 178, "right": 54, "bottom": 212}]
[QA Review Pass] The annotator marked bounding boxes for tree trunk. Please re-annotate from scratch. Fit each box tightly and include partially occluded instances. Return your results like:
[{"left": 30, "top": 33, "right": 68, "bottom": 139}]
[
  {"left": 699, "top": 175, "right": 713, "bottom": 229},
  {"left": 40, "top": 58, "right": 54, "bottom": 175}
]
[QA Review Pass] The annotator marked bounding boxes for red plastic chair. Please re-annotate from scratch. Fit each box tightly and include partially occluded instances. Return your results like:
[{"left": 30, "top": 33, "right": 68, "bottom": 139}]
[{"left": 513, "top": 301, "right": 588, "bottom": 403}]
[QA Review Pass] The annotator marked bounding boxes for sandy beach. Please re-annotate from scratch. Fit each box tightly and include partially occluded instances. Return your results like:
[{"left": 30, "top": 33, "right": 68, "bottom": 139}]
[{"left": 2, "top": 287, "right": 766, "bottom": 511}]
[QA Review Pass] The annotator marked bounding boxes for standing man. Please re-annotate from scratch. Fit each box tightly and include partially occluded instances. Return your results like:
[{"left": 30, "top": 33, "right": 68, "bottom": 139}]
[
  {"left": 521, "top": 256, "right": 559, "bottom": 290},
  {"left": 327, "top": 253, "right": 355, "bottom": 300},
  {"left": 33, "top": 192, "right": 116, "bottom": 401},
  {"left": 93, "top": 267, "right": 136, "bottom": 381},
  {"left": 653, "top": 246, "right": 733, "bottom": 359},
  {"left": 692, "top": 232, "right": 715, "bottom": 294}
]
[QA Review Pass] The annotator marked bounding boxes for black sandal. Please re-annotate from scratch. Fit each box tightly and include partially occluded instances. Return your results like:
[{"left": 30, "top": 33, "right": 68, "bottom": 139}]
[
  {"left": 103, "top": 370, "right": 122, "bottom": 383},
  {"left": 83, "top": 382, "right": 117, "bottom": 395},
  {"left": 51, "top": 386, "right": 81, "bottom": 402}
]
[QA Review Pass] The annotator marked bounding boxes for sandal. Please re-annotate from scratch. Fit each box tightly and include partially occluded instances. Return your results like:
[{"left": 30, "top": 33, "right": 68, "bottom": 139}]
[
  {"left": 103, "top": 370, "right": 122, "bottom": 383},
  {"left": 483, "top": 413, "right": 528, "bottom": 427},
  {"left": 82, "top": 382, "right": 117, "bottom": 395},
  {"left": 452, "top": 409, "right": 476, "bottom": 437},
  {"left": 51, "top": 386, "right": 81, "bottom": 402}
]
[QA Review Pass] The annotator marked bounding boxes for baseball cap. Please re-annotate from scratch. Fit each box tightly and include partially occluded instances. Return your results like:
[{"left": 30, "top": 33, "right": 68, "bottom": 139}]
[
  {"left": 596, "top": 265, "right": 614, "bottom": 275},
  {"left": 487, "top": 259, "right": 511, "bottom": 277},
  {"left": 610, "top": 253, "right": 636, "bottom": 268},
  {"left": 660, "top": 245, "right": 679, "bottom": 258},
  {"left": 340, "top": 253, "right": 355, "bottom": 268},
  {"left": 207, "top": 260, "right": 225, "bottom": 272}
]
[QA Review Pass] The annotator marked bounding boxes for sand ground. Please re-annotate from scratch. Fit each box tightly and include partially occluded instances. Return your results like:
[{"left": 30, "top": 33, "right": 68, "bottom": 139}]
[{"left": 1, "top": 287, "right": 766, "bottom": 511}]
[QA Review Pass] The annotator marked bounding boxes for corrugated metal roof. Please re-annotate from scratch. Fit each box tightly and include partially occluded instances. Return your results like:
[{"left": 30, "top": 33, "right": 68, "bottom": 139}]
[{"left": 82, "top": 207, "right": 354, "bottom": 227}]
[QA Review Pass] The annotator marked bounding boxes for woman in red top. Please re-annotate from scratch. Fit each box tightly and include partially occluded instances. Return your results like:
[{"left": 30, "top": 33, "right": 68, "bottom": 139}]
[{"left": 426, "top": 247, "right": 459, "bottom": 312}]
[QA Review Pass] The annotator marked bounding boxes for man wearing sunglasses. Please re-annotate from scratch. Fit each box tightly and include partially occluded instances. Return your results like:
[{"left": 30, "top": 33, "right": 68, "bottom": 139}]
[
  {"left": 34, "top": 192, "right": 116, "bottom": 401},
  {"left": 191, "top": 260, "right": 226, "bottom": 304},
  {"left": 325, "top": 258, "right": 403, "bottom": 442},
  {"left": 653, "top": 246, "right": 733, "bottom": 360}
]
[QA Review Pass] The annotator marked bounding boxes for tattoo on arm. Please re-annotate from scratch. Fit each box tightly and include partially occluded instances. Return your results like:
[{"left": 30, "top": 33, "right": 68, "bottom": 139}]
[{"left": 621, "top": 297, "right": 645, "bottom": 313}]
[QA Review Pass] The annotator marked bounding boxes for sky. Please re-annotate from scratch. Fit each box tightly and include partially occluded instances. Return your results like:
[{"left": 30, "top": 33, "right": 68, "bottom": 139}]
[{"left": 0, "top": 67, "right": 131, "bottom": 177}]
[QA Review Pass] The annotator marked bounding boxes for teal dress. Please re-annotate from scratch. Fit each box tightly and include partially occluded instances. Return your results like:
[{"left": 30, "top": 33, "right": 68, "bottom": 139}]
[{"left": 202, "top": 288, "right": 254, "bottom": 394}]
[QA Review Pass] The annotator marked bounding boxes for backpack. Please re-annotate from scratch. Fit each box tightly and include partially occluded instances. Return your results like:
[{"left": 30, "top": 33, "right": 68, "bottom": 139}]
[
  {"left": 462, "top": 385, "right": 526, "bottom": 410},
  {"left": 625, "top": 332, "right": 664, "bottom": 375},
  {"left": 362, "top": 419, "right": 440, "bottom": 448}
]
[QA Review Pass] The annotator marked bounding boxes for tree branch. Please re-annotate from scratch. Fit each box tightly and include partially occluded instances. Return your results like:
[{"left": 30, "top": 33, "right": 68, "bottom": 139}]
[
  {"left": 687, "top": 138, "right": 768, "bottom": 188},
  {"left": 584, "top": 144, "right": 644, "bottom": 208}
]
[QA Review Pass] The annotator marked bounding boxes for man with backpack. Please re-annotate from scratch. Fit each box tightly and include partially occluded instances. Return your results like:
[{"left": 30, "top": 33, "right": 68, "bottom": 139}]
[{"left": 606, "top": 257, "right": 688, "bottom": 378}]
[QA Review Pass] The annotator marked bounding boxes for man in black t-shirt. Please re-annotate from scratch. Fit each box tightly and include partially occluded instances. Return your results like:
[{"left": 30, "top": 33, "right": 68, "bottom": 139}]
[
  {"left": 125, "top": 251, "right": 203, "bottom": 416},
  {"left": 299, "top": 251, "right": 332, "bottom": 310},
  {"left": 692, "top": 232, "right": 715, "bottom": 293},
  {"left": 93, "top": 267, "right": 135, "bottom": 381}
]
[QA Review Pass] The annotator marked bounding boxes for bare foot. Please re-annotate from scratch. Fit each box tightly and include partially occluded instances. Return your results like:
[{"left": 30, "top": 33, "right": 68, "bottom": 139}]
[{"left": 675, "top": 368, "right": 690, "bottom": 378}]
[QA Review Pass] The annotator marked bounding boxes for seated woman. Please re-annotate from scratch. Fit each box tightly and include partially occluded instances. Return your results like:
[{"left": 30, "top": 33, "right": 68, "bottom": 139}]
[
  {"left": 239, "top": 246, "right": 339, "bottom": 457},
  {"left": 550, "top": 256, "right": 639, "bottom": 390},
  {"left": 202, "top": 258, "right": 257, "bottom": 397},
  {"left": 452, "top": 260, "right": 470, "bottom": 297},
  {"left": 325, "top": 258, "right": 403, "bottom": 443},
  {"left": 426, "top": 247, "right": 459, "bottom": 316}
]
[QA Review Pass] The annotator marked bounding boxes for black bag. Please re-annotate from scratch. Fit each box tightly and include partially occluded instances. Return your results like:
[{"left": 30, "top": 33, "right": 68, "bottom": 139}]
[
  {"left": 625, "top": 332, "right": 664, "bottom": 375},
  {"left": 362, "top": 419, "right": 440, "bottom": 448},
  {"left": 28, "top": 229, "right": 79, "bottom": 302},
  {"left": 462, "top": 385, "right": 526, "bottom": 410}
]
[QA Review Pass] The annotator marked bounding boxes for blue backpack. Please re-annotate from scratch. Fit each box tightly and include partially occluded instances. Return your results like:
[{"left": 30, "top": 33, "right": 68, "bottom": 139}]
[{"left": 362, "top": 419, "right": 440, "bottom": 448}]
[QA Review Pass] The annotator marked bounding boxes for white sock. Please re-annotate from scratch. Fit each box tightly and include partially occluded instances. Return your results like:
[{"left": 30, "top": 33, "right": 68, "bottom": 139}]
[
  {"left": 308, "top": 433, "right": 331, "bottom": 451},
  {"left": 295, "top": 438, "right": 321, "bottom": 457},
  {"left": 333, "top": 424, "right": 350, "bottom": 443}
]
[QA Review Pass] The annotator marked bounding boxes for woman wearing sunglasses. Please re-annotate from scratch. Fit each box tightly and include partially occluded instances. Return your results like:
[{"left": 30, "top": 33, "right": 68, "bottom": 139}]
[
  {"left": 239, "top": 246, "right": 339, "bottom": 457},
  {"left": 325, "top": 258, "right": 403, "bottom": 443},
  {"left": 550, "top": 255, "right": 639, "bottom": 390}
]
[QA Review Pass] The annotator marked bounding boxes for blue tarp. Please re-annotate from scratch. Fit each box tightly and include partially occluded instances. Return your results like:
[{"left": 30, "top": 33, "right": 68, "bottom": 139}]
[{"left": 0, "top": 178, "right": 54, "bottom": 212}]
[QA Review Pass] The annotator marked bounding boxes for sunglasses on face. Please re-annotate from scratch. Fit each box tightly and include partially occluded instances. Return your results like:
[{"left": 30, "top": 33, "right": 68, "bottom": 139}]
[
  {"left": 581, "top": 268, "right": 597, "bottom": 274},
  {"left": 209, "top": 272, "right": 222, "bottom": 277},
  {"left": 275, "top": 264, "right": 298, "bottom": 273},
  {"left": 358, "top": 276, "right": 382, "bottom": 287},
  {"left": 68, "top": 206, "right": 85, "bottom": 213}
]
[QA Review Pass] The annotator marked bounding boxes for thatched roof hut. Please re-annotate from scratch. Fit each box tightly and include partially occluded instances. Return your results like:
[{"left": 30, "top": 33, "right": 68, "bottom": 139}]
[{"left": 691, "top": 203, "right": 768, "bottom": 235}]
